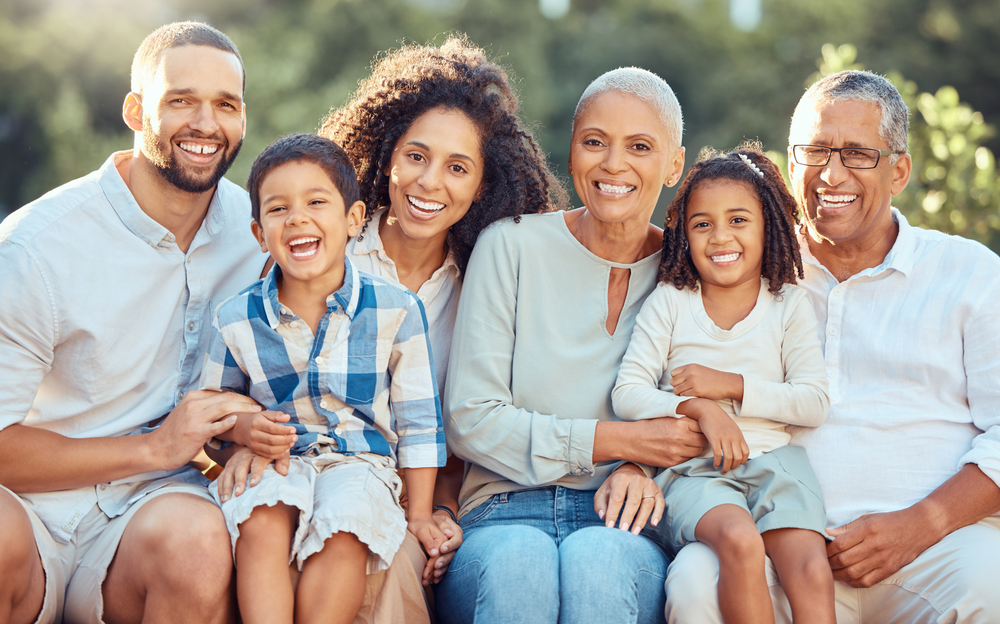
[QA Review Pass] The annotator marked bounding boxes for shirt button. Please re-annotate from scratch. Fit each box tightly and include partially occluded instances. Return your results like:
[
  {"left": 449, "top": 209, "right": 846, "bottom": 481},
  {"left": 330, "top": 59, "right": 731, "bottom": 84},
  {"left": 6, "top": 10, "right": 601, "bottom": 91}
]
[
  {"left": 320, "top": 400, "right": 328, "bottom": 409},
  {"left": 186, "top": 256, "right": 192, "bottom": 264},
  {"left": 829, "top": 327, "right": 838, "bottom": 336},
  {"left": 177, "top": 390, "right": 184, "bottom": 401},
  {"left": 99, "top": 484, "right": 107, "bottom": 491},
  {"left": 832, "top": 289, "right": 842, "bottom": 297},
  {"left": 315, "top": 356, "right": 324, "bottom": 364},
  {"left": 290, "top": 321, "right": 299, "bottom": 329},
  {"left": 187, "top": 321, "right": 196, "bottom": 330},
  {"left": 281, "top": 307, "right": 290, "bottom": 315}
]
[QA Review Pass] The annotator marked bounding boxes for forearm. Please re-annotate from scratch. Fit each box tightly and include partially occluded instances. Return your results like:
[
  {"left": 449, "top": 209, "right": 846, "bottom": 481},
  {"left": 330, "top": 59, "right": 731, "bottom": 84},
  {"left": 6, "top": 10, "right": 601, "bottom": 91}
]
[
  {"left": 432, "top": 455, "right": 464, "bottom": 513},
  {"left": 404, "top": 466, "right": 438, "bottom": 519},
  {"left": 0, "top": 423, "right": 163, "bottom": 492},
  {"left": 593, "top": 417, "right": 704, "bottom": 468},
  {"left": 911, "top": 464, "right": 1000, "bottom": 544}
]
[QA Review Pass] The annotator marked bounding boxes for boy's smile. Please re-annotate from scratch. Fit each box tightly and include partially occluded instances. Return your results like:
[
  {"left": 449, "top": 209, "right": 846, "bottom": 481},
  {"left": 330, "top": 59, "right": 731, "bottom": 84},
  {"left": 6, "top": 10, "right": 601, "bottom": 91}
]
[{"left": 251, "top": 160, "right": 364, "bottom": 299}]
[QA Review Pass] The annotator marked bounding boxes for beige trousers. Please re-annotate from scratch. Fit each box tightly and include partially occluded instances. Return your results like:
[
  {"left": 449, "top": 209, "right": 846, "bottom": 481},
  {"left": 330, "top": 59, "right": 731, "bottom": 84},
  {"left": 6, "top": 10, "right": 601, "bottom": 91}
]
[{"left": 665, "top": 516, "right": 1000, "bottom": 624}]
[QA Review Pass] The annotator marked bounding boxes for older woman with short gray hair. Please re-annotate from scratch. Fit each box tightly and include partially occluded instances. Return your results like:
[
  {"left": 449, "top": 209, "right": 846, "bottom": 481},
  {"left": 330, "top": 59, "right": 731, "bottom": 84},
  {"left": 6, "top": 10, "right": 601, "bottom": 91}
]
[{"left": 434, "top": 67, "right": 706, "bottom": 624}]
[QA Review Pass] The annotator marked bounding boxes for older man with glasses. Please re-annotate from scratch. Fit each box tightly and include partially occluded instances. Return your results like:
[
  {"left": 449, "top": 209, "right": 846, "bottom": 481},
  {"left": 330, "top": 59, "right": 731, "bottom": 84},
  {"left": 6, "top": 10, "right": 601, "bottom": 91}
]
[{"left": 665, "top": 70, "right": 1000, "bottom": 624}]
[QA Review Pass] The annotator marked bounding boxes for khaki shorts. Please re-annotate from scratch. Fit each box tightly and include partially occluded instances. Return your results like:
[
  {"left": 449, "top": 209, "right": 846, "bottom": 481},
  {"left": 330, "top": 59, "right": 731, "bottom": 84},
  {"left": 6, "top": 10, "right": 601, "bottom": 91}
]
[
  {"left": 3, "top": 481, "right": 214, "bottom": 624},
  {"left": 655, "top": 444, "right": 829, "bottom": 554},
  {"left": 210, "top": 452, "right": 406, "bottom": 574}
]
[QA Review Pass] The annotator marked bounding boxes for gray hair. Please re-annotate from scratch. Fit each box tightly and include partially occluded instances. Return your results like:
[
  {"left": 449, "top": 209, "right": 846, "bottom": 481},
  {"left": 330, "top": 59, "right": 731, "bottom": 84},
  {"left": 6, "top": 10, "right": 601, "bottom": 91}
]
[
  {"left": 790, "top": 70, "right": 909, "bottom": 155},
  {"left": 573, "top": 67, "right": 683, "bottom": 148}
]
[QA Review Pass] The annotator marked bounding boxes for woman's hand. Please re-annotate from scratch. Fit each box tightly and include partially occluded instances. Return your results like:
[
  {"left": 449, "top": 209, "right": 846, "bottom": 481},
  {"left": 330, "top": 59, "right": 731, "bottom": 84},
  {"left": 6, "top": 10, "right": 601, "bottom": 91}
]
[
  {"left": 594, "top": 463, "right": 664, "bottom": 534},
  {"left": 215, "top": 445, "right": 289, "bottom": 503},
  {"left": 422, "top": 508, "right": 465, "bottom": 585}
]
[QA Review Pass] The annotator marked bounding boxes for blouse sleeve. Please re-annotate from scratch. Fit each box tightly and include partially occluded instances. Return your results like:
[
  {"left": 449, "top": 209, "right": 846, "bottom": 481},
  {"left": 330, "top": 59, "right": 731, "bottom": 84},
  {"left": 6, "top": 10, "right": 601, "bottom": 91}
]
[
  {"left": 612, "top": 285, "right": 691, "bottom": 420},
  {"left": 738, "top": 289, "right": 830, "bottom": 426},
  {"left": 444, "top": 224, "right": 598, "bottom": 487}
]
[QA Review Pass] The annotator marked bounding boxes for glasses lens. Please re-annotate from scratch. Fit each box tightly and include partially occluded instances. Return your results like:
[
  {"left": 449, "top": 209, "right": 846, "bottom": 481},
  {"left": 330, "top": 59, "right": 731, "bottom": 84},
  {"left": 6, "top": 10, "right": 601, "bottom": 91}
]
[
  {"left": 842, "top": 148, "right": 880, "bottom": 169},
  {"left": 795, "top": 146, "right": 830, "bottom": 165}
]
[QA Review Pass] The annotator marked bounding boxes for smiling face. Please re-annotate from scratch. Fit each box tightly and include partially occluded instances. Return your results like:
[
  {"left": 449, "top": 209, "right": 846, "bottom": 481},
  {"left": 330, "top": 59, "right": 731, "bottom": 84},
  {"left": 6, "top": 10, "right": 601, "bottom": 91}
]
[
  {"left": 569, "top": 91, "right": 684, "bottom": 229},
  {"left": 137, "top": 45, "right": 246, "bottom": 194},
  {"left": 251, "top": 160, "right": 365, "bottom": 295},
  {"left": 685, "top": 179, "right": 765, "bottom": 291},
  {"left": 385, "top": 106, "right": 484, "bottom": 249},
  {"left": 788, "top": 99, "right": 911, "bottom": 250}
]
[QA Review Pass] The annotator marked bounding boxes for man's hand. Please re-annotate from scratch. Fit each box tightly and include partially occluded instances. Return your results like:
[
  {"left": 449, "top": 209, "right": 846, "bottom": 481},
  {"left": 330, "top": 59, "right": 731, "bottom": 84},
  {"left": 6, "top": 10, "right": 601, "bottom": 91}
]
[
  {"left": 148, "top": 390, "right": 261, "bottom": 471},
  {"left": 826, "top": 507, "right": 933, "bottom": 588},
  {"left": 670, "top": 364, "right": 743, "bottom": 401},
  {"left": 233, "top": 410, "right": 297, "bottom": 459}
]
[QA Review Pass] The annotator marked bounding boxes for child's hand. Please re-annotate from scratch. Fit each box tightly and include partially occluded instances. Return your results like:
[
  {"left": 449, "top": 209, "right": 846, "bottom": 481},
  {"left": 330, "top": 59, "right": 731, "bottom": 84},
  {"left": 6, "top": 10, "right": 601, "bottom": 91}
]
[
  {"left": 215, "top": 446, "right": 289, "bottom": 503},
  {"left": 408, "top": 515, "right": 448, "bottom": 565},
  {"left": 420, "top": 509, "right": 464, "bottom": 585},
  {"left": 670, "top": 364, "right": 743, "bottom": 401},
  {"left": 234, "top": 410, "right": 297, "bottom": 460},
  {"left": 678, "top": 398, "right": 749, "bottom": 473}
]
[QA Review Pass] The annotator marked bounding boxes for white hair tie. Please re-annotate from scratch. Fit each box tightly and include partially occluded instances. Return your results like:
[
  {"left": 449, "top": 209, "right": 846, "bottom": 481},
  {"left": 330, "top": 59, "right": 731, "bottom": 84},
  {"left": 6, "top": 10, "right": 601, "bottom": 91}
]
[{"left": 739, "top": 153, "right": 764, "bottom": 178}]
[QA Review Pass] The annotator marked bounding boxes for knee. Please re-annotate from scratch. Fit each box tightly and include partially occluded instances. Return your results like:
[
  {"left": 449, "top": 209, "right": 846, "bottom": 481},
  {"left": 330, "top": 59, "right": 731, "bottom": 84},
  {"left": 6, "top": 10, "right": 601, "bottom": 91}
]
[
  {"left": 132, "top": 495, "right": 233, "bottom": 590},
  {"left": 473, "top": 525, "right": 557, "bottom": 582},
  {"left": 712, "top": 522, "right": 765, "bottom": 567},
  {"left": 561, "top": 526, "right": 667, "bottom": 583},
  {"left": 792, "top": 552, "right": 834, "bottom": 591},
  {"left": 238, "top": 503, "right": 295, "bottom": 547},
  {"left": 0, "top": 494, "right": 38, "bottom": 590},
  {"left": 665, "top": 543, "right": 721, "bottom": 624}
]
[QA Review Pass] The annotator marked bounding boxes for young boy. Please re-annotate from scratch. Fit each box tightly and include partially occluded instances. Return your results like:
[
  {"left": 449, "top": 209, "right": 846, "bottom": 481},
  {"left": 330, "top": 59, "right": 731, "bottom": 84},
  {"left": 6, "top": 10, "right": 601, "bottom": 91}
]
[{"left": 200, "top": 133, "right": 447, "bottom": 624}]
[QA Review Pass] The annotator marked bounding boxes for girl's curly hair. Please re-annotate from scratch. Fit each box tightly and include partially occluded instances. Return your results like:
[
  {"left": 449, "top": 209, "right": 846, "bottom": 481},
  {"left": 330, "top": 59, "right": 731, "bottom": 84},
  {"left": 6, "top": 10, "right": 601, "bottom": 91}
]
[
  {"left": 660, "top": 141, "right": 803, "bottom": 295},
  {"left": 318, "top": 35, "right": 568, "bottom": 277}
]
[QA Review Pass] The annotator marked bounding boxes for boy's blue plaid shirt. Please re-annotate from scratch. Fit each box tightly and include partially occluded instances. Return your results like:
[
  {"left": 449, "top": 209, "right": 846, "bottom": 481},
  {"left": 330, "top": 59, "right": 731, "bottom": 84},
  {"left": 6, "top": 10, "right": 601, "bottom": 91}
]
[{"left": 200, "top": 257, "right": 445, "bottom": 469}]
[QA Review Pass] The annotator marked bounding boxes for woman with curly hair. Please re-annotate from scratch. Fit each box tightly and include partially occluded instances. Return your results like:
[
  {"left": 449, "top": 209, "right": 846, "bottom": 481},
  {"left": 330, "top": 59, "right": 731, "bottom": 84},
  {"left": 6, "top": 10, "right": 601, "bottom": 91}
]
[{"left": 317, "top": 35, "right": 566, "bottom": 623}]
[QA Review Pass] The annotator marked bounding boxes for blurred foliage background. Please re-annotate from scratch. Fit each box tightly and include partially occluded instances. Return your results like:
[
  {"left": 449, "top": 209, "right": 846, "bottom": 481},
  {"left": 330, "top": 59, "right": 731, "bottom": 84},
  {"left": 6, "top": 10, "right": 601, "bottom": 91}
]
[{"left": 2, "top": 0, "right": 998, "bottom": 249}]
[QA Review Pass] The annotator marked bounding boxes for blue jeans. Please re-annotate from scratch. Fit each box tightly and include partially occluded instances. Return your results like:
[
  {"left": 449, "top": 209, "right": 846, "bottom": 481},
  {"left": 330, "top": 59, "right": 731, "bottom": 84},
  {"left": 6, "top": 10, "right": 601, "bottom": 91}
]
[{"left": 434, "top": 486, "right": 668, "bottom": 624}]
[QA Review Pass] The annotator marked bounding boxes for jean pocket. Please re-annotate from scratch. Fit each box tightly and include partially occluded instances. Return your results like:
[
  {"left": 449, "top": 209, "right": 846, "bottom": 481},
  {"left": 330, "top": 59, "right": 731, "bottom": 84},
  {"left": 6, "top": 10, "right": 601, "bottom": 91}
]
[{"left": 459, "top": 494, "right": 505, "bottom": 530}]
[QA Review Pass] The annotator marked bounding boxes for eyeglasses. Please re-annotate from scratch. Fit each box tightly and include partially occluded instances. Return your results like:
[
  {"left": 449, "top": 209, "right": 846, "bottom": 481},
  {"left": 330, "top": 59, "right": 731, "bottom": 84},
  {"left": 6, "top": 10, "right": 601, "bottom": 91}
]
[{"left": 791, "top": 145, "right": 905, "bottom": 170}]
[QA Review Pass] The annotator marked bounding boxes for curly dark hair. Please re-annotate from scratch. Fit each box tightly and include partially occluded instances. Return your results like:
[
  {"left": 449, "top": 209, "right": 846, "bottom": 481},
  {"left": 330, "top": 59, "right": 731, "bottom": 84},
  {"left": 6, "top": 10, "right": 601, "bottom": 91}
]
[
  {"left": 318, "top": 35, "right": 568, "bottom": 277},
  {"left": 660, "top": 141, "right": 803, "bottom": 295}
]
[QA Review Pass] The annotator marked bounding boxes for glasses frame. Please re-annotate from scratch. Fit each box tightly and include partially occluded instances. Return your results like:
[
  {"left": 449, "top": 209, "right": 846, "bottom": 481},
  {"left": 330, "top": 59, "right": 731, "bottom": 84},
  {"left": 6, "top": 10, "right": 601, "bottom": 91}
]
[{"left": 791, "top": 144, "right": 905, "bottom": 170}]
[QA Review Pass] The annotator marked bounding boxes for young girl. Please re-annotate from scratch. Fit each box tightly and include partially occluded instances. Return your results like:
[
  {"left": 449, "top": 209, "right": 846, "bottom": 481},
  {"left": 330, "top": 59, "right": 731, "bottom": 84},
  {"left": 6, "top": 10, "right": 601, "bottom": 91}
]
[{"left": 612, "top": 144, "right": 835, "bottom": 624}]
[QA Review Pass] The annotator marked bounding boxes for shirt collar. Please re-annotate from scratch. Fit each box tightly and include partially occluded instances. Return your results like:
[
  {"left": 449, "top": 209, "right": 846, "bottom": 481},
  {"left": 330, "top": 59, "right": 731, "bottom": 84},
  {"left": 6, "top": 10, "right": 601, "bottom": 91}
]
[
  {"left": 798, "top": 208, "right": 915, "bottom": 279},
  {"left": 350, "top": 207, "right": 459, "bottom": 276},
  {"left": 103, "top": 152, "right": 173, "bottom": 248},
  {"left": 260, "top": 255, "right": 361, "bottom": 327},
  {"left": 103, "top": 151, "right": 227, "bottom": 248}
]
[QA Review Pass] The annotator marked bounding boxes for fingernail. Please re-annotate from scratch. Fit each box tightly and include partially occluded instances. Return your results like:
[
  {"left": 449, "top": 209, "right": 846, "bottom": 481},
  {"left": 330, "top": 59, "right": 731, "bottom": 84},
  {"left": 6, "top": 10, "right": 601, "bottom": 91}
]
[
  {"left": 598, "top": 509, "right": 605, "bottom": 520},
  {"left": 606, "top": 520, "right": 614, "bottom": 528},
  {"left": 652, "top": 517, "right": 660, "bottom": 526}
]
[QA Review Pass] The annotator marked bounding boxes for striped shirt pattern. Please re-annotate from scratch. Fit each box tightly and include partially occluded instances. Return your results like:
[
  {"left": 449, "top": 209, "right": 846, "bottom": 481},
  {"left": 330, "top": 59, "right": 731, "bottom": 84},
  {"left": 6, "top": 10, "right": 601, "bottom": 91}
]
[{"left": 200, "top": 257, "right": 445, "bottom": 469}]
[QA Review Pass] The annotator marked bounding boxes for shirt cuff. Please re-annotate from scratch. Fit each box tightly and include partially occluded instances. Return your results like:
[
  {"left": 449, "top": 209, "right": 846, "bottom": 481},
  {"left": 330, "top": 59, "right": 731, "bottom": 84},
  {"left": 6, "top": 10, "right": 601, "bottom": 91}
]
[{"left": 567, "top": 418, "right": 598, "bottom": 477}]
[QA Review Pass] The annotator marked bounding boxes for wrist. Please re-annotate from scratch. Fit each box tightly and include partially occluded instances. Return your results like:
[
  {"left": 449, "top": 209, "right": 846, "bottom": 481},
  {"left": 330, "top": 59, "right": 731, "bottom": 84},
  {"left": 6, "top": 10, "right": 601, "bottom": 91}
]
[
  {"left": 433, "top": 505, "right": 458, "bottom": 523},
  {"left": 729, "top": 373, "right": 745, "bottom": 401}
]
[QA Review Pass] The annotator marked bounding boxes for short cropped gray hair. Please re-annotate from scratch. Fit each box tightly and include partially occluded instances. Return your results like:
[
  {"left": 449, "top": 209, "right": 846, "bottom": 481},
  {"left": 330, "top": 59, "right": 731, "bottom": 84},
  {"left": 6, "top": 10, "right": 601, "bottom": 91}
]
[
  {"left": 790, "top": 70, "right": 909, "bottom": 154},
  {"left": 573, "top": 67, "right": 683, "bottom": 148}
]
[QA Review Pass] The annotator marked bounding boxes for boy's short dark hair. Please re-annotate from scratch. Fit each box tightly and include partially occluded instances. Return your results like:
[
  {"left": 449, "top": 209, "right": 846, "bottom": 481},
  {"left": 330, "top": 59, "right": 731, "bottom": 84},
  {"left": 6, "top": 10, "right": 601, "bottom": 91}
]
[{"left": 248, "top": 134, "right": 362, "bottom": 224}]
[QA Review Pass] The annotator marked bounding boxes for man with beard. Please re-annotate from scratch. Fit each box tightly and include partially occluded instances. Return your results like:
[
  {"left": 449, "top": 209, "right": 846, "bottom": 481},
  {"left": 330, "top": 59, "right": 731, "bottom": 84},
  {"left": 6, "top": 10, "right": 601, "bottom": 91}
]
[{"left": 0, "top": 22, "right": 265, "bottom": 623}]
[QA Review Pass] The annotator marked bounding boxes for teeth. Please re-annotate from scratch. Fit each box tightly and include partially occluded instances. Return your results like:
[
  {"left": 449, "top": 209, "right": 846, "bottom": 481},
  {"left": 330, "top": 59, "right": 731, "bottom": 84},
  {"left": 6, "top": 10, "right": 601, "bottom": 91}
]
[
  {"left": 598, "top": 182, "right": 635, "bottom": 194},
  {"left": 179, "top": 142, "right": 219, "bottom": 155},
  {"left": 711, "top": 253, "right": 740, "bottom": 263},
  {"left": 288, "top": 237, "right": 319, "bottom": 258},
  {"left": 817, "top": 193, "right": 858, "bottom": 207},
  {"left": 408, "top": 196, "right": 445, "bottom": 213}
]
